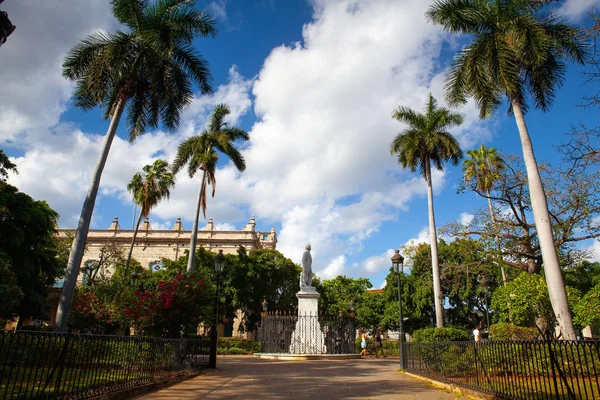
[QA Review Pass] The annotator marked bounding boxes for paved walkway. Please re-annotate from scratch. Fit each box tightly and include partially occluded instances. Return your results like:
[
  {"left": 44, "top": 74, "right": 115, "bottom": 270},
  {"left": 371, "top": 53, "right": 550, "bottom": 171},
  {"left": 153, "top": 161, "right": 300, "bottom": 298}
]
[{"left": 135, "top": 356, "right": 462, "bottom": 399}]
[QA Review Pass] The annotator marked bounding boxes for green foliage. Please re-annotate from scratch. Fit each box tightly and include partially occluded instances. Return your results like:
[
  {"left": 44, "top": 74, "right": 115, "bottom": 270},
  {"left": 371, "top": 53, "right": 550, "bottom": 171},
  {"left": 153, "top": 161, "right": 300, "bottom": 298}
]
[
  {"left": 172, "top": 104, "right": 249, "bottom": 219},
  {"left": 354, "top": 337, "right": 400, "bottom": 355},
  {"left": 218, "top": 347, "right": 247, "bottom": 355},
  {"left": 391, "top": 93, "right": 464, "bottom": 177},
  {"left": 354, "top": 290, "right": 385, "bottom": 331},
  {"left": 63, "top": 0, "right": 217, "bottom": 139},
  {"left": 0, "top": 181, "right": 63, "bottom": 320},
  {"left": 427, "top": 0, "right": 587, "bottom": 117},
  {"left": 574, "top": 283, "right": 600, "bottom": 327},
  {"left": 489, "top": 323, "right": 538, "bottom": 341},
  {"left": 565, "top": 261, "right": 600, "bottom": 295},
  {"left": 315, "top": 276, "right": 372, "bottom": 320},
  {"left": 385, "top": 238, "right": 500, "bottom": 332},
  {"left": 0, "top": 149, "right": 17, "bottom": 181},
  {"left": 163, "top": 246, "right": 300, "bottom": 333},
  {"left": 491, "top": 272, "right": 581, "bottom": 330},
  {"left": 412, "top": 327, "right": 470, "bottom": 342},
  {"left": 71, "top": 263, "right": 210, "bottom": 337},
  {"left": 217, "top": 337, "right": 260, "bottom": 354}
]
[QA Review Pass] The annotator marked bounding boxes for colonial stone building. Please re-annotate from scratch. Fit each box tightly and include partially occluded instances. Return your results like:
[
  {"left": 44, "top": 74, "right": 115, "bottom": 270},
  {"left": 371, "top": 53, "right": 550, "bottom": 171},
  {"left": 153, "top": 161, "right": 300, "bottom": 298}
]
[
  {"left": 56, "top": 215, "right": 277, "bottom": 276},
  {"left": 42, "top": 216, "right": 277, "bottom": 336}
]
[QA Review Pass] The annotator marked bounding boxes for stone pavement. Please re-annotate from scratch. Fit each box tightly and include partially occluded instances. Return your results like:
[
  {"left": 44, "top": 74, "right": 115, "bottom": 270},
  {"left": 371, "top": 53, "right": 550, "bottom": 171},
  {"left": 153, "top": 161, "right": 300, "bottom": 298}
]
[{"left": 134, "top": 356, "right": 463, "bottom": 399}]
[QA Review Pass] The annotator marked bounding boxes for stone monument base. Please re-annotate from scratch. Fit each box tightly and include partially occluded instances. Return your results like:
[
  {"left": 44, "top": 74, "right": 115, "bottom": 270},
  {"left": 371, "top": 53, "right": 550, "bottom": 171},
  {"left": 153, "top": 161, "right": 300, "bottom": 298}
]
[{"left": 289, "top": 289, "right": 326, "bottom": 354}]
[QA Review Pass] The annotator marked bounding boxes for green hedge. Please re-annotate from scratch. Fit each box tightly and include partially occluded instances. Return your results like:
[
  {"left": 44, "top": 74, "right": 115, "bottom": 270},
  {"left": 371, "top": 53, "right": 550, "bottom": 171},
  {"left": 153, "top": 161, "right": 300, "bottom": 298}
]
[
  {"left": 354, "top": 337, "right": 400, "bottom": 355},
  {"left": 489, "top": 322, "right": 538, "bottom": 340},
  {"left": 412, "top": 327, "right": 470, "bottom": 342},
  {"left": 217, "top": 337, "right": 260, "bottom": 354}
]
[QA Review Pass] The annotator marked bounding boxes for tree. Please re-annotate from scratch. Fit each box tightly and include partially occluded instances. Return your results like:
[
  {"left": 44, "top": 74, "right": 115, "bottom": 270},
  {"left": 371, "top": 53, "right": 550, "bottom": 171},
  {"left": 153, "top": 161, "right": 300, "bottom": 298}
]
[
  {"left": 0, "top": 182, "right": 63, "bottom": 322},
  {"left": 0, "top": 0, "right": 16, "bottom": 48},
  {"left": 449, "top": 155, "right": 600, "bottom": 274},
  {"left": 491, "top": 272, "right": 581, "bottom": 336},
  {"left": 172, "top": 104, "right": 249, "bottom": 272},
  {"left": 428, "top": 0, "right": 587, "bottom": 340},
  {"left": 315, "top": 276, "right": 373, "bottom": 317},
  {"left": 160, "top": 246, "right": 300, "bottom": 333},
  {"left": 0, "top": 149, "right": 17, "bottom": 181},
  {"left": 463, "top": 145, "right": 507, "bottom": 283},
  {"left": 125, "top": 159, "right": 175, "bottom": 273},
  {"left": 390, "top": 93, "right": 464, "bottom": 327},
  {"left": 55, "top": 0, "right": 217, "bottom": 332},
  {"left": 222, "top": 247, "right": 300, "bottom": 332}
]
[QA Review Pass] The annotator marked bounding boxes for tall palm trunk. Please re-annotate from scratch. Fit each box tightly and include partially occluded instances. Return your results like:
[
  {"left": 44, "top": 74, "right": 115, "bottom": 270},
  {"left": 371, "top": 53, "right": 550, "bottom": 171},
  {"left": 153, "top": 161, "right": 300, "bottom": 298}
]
[
  {"left": 187, "top": 170, "right": 207, "bottom": 272},
  {"left": 125, "top": 211, "right": 144, "bottom": 276},
  {"left": 487, "top": 193, "right": 507, "bottom": 285},
  {"left": 511, "top": 98, "right": 576, "bottom": 340},
  {"left": 54, "top": 98, "right": 127, "bottom": 333},
  {"left": 425, "top": 159, "right": 444, "bottom": 328}
]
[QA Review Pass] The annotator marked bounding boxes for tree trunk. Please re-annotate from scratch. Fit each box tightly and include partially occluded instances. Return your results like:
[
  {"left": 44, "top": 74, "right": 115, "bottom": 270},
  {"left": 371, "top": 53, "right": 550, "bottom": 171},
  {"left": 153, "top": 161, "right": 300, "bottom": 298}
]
[
  {"left": 125, "top": 211, "right": 144, "bottom": 276},
  {"left": 425, "top": 160, "right": 444, "bottom": 328},
  {"left": 187, "top": 171, "right": 207, "bottom": 272},
  {"left": 510, "top": 98, "right": 576, "bottom": 340},
  {"left": 487, "top": 193, "right": 507, "bottom": 285},
  {"left": 54, "top": 98, "right": 127, "bottom": 333}
]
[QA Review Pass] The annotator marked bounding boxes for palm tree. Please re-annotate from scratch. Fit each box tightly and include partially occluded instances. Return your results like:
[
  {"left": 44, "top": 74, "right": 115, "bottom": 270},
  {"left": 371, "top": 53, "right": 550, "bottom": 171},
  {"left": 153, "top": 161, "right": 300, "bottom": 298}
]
[
  {"left": 55, "top": 0, "right": 217, "bottom": 332},
  {"left": 463, "top": 145, "right": 507, "bottom": 284},
  {"left": 125, "top": 159, "right": 175, "bottom": 274},
  {"left": 391, "top": 93, "right": 464, "bottom": 328},
  {"left": 172, "top": 104, "right": 249, "bottom": 272},
  {"left": 427, "top": 0, "right": 587, "bottom": 339}
]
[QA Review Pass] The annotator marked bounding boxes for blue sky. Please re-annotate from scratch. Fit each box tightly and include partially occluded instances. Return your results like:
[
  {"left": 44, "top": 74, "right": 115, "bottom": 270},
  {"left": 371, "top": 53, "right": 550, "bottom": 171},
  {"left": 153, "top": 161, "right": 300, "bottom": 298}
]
[{"left": 1, "top": 0, "right": 599, "bottom": 288}]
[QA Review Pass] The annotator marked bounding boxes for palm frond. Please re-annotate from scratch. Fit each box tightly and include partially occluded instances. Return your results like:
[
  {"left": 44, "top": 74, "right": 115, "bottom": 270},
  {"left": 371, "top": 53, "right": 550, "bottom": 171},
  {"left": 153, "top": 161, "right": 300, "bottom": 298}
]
[{"left": 426, "top": 0, "right": 488, "bottom": 34}]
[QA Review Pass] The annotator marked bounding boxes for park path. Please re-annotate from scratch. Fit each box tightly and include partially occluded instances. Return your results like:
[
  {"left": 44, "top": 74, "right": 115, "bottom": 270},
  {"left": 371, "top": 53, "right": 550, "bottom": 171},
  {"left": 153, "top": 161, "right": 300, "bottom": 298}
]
[{"left": 134, "top": 356, "right": 462, "bottom": 400}]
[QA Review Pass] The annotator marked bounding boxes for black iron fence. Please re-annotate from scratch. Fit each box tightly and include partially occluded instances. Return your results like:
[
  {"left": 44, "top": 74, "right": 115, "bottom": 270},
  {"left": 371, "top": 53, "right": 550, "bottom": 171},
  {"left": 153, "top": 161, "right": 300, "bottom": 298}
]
[
  {"left": 405, "top": 340, "right": 600, "bottom": 400},
  {"left": 259, "top": 313, "right": 355, "bottom": 354},
  {"left": 0, "top": 330, "right": 210, "bottom": 399}
]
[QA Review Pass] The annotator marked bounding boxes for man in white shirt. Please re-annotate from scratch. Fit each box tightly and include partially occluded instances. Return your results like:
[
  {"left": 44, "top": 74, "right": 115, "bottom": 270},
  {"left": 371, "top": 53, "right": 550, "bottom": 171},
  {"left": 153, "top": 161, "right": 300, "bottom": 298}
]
[{"left": 473, "top": 326, "right": 481, "bottom": 342}]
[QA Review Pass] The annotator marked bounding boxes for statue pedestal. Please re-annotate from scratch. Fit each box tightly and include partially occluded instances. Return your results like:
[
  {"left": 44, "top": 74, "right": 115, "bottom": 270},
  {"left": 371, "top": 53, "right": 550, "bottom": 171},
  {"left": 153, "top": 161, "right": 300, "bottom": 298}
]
[{"left": 289, "top": 288, "right": 326, "bottom": 354}]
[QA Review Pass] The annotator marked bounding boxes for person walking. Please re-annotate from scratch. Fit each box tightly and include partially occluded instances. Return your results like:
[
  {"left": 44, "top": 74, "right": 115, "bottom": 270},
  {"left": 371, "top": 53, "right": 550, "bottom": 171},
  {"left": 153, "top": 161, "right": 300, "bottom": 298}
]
[
  {"left": 374, "top": 329, "right": 385, "bottom": 358},
  {"left": 360, "top": 329, "right": 368, "bottom": 357}
]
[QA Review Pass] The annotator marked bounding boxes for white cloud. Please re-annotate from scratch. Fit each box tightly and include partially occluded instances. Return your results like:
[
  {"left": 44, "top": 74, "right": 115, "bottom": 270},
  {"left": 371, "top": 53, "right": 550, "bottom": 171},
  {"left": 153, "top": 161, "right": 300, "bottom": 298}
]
[
  {"left": 362, "top": 249, "right": 395, "bottom": 274},
  {"left": 318, "top": 255, "right": 347, "bottom": 280},
  {"left": 0, "top": 1, "right": 114, "bottom": 145},
  {"left": 214, "top": 222, "right": 237, "bottom": 231},
  {"left": 207, "top": 0, "right": 228, "bottom": 20},
  {"left": 3, "top": 0, "right": 492, "bottom": 281},
  {"left": 557, "top": 0, "right": 600, "bottom": 21},
  {"left": 586, "top": 240, "right": 600, "bottom": 263},
  {"left": 149, "top": 219, "right": 173, "bottom": 231},
  {"left": 459, "top": 212, "right": 475, "bottom": 226}
]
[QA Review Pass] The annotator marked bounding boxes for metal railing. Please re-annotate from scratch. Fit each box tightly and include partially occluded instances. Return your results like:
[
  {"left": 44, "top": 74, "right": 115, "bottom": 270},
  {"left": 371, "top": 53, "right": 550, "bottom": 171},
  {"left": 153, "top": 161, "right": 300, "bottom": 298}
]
[
  {"left": 405, "top": 340, "right": 600, "bottom": 400},
  {"left": 0, "top": 330, "right": 210, "bottom": 399},
  {"left": 259, "top": 313, "right": 356, "bottom": 354}
]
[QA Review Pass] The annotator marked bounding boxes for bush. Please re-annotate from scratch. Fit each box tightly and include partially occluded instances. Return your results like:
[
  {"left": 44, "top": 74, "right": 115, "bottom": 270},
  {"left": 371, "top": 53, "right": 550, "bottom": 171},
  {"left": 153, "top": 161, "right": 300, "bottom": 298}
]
[
  {"left": 219, "top": 347, "right": 247, "bottom": 355},
  {"left": 354, "top": 337, "right": 401, "bottom": 355},
  {"left": 217, "top": 337, "right": 260, "bottom": 354},
  {"left": 489, "top": 322, "right": 539, "bottom": 340},
  {"left": 412, "top": 327, "right": 470, "bottom": 342}
]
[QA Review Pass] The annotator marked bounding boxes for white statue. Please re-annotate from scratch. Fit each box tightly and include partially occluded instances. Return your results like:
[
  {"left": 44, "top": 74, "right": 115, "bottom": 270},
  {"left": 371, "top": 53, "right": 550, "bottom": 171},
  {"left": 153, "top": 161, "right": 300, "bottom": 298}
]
[{"left": 301, "top": 244, "right": 313, "bottom": 288}]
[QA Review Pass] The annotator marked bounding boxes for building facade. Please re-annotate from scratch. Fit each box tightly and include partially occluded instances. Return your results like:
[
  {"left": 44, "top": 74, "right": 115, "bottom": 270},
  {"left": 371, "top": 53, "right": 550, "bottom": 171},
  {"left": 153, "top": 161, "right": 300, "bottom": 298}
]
[{"left": 56, "top": 215, "right": 277, "bottom": 276}]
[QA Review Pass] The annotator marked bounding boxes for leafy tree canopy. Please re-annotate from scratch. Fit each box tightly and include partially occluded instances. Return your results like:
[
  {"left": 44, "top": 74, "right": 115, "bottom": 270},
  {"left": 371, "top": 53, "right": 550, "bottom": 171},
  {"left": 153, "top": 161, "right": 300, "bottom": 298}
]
[{"left": 0, "top": 181, "right": 62, "bottom": 321}]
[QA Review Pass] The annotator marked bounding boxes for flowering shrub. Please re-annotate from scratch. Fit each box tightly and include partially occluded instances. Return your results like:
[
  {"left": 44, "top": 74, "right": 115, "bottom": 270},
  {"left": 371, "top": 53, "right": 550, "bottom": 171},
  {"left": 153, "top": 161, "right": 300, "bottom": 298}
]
[{"left": 71, "top": 270, "right": 208, "bottom": 337}]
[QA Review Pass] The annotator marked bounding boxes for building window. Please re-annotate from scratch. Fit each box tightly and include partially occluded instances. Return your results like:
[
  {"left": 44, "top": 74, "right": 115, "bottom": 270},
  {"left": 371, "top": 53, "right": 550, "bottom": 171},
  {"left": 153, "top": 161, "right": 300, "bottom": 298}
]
[{"left": 262, "top": 234, "right": 269, "bottom": 241}]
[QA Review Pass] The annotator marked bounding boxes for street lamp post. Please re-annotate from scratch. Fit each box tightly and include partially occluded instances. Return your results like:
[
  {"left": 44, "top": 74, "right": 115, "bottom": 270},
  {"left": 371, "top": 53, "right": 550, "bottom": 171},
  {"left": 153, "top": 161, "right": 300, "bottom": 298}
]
[
  {"left": 392, "top": 250, "right": 407, "bottom": 370},
  {"left": 209, "top": 250, "right": 225, "bottom": 369}
]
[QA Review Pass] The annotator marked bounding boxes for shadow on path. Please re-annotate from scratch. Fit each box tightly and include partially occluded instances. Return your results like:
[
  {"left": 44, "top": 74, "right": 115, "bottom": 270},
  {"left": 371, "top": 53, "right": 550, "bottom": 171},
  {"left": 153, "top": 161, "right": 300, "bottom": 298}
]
[{"left": 134, "top": 356, "right": 460, "bottom": 399}]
